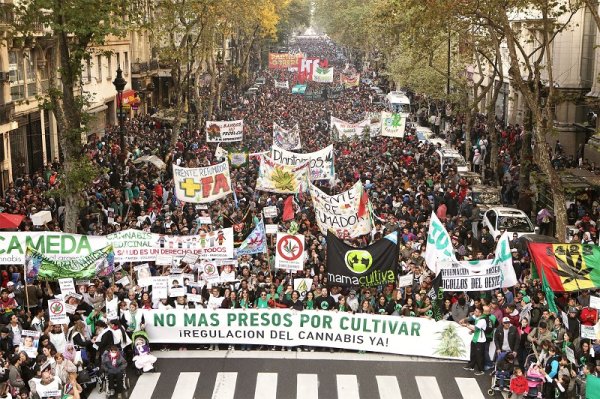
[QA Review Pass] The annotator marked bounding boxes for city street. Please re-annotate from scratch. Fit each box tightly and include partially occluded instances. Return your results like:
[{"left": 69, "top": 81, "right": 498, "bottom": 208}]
[{"left": 90, "top": 351, "right": 489, "bottom": 399}]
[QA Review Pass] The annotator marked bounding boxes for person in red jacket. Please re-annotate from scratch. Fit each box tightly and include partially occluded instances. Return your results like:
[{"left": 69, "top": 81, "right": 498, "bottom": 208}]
[{"left": 509, "top": 367, "right": 528, "bottom": 399}]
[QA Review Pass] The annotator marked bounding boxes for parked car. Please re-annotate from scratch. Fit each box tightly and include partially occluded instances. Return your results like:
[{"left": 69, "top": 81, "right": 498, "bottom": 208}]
[{"left": 482, "top": 207, "right": 536, "bottom": 238}]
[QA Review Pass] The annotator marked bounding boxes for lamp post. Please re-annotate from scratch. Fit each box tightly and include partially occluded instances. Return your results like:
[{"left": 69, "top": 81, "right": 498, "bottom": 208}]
[
  {"left": 112, "top": 66, "right": 127, "bottom": 157},
  {"left": 216, "top": 50, "right": 223, "bottom": 111}
]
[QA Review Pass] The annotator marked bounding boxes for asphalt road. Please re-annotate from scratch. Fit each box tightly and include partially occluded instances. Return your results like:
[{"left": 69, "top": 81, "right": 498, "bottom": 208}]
[{"left": 87, "top": 351, "right": 491, "bottom": 399}]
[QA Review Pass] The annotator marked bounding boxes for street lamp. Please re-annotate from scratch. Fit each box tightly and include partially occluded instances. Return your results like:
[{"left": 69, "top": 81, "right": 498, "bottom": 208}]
[{"left": 112, "top": 66, "right": 127, "bottom": 156}]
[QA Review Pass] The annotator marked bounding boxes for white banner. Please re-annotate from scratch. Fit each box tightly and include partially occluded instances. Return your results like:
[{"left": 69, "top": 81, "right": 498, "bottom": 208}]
[
  {"left": 439, "top": 232, "right": 518, "bottom": 290},
  {"left": 312, "top": 66, "right": 334, "bottom": 83},
  {"left": 271, "top": 144, "right": 334, "bottom": 181},
  {"left": 274, "top": 80, "right": 289, "bottom": 89},
  {"left": 206, "top": 120, "right": 244, "bottom": 142},
  {"left": 173, "top": 162, "right": 232, "bottom": 203},
  {"left": 275, "top": 233, "right": 305, "bottom": 271},
  {"left": 0, "top": 232, "right": 108, "bottom": 265},
  {"left": 330, "top": 116, "right": 371, "bottom": 139},
  {"left": 309, "top": 181, "right": 372, "bottom": 239},
  {"left": 256, "top": 155, "right": 309, "bottom": 194},
  {"left": 381, "top": 112, "right": 408, "bottom": 138},
  {"left": 273, "top": 123, "right": 302, "bottom": 150},
  {"left": 107, "top": 228, "right": 234, "bottom": 261},
  {"left": 142, "top": 309, "right": 472, "bottom": 360}
]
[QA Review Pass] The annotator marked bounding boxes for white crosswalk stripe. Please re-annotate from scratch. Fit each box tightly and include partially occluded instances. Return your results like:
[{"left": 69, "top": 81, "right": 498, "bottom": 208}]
[
  {"left": 336, "top": 374, "right": 360, "bottom": 399},
  {"left": 376, "top": 375, "right": 402, "bottom": 399},
  {"left": 171, "top": 372, "right": 200, "bottom": 399},
  {"left": 297, "top": 373, "right": 319, "bottom": 398},
  {"left": 455, "top": 377, "right": 486, "bottom": 399},
  {"left": 255, "top": 373, "right": 278, "bottom": 399},
  {"left": 117, "top": 371, "right": 486, "bottom": 399},
  {"left": 415, "top": 376, "right": 444, "bottom": 399},
  {"left": 212, "top": 372, "right": 238, "bottom": 399}
]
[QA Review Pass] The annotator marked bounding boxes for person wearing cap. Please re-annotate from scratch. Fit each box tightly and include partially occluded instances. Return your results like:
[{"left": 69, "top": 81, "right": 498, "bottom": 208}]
[{"left": 494, "top": 316, "right": 519, "bottom": 358}]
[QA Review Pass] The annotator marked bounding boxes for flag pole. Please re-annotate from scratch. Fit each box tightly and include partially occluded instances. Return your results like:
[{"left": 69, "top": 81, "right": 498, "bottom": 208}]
[{"left": 22, "top": 261, "right": 30, "bottom": 310}]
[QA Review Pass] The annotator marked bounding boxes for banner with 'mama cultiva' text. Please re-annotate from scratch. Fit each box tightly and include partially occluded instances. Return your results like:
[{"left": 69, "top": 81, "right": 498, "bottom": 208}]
[{"left": 142, "top": 309, "right": 471, "bottom": 360}]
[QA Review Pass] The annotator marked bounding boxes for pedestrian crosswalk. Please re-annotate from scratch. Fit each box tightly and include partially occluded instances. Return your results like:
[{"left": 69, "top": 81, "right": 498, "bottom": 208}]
[{"left": 93, "top": 371, "right": 487, "bottom": 399}]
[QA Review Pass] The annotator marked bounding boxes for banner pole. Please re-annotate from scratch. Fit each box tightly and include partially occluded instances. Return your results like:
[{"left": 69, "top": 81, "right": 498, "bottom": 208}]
[{"left": 23, "top": 262, "right": 30, "bottom": 310}]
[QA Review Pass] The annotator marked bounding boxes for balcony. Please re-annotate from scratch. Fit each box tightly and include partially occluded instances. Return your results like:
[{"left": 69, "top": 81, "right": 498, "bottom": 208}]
[
  {"left": 0, "top": 102, "right": 15, "bottom": 125},
  {"left": 131, "top": 60, "right": 160, "bottom": 75}
]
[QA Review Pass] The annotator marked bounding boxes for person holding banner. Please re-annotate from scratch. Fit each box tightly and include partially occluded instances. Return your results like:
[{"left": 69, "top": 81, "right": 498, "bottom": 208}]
[{"left": 461, "top": 307, "right": 487, "bottom": 375}]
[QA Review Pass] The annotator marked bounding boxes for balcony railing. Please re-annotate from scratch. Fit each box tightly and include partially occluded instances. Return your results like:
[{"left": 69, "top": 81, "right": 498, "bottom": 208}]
[
  {"left": 131, "top": 60, "right": 161, "bottom": 74},
  {"left": 0, "top": 102, "right": 15, "bottom": 125}
]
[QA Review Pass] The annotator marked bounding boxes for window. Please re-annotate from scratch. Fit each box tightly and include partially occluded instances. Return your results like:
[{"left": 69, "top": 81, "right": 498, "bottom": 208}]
[
  {"left": 107, "top": 54, "right": 112, "bottom": 79},
  {"left": 116, "top": 53, "right": 121, "bottom": 69},
  {"left": 85, "top": 59, "right": 92, "bottom": 83},
  {"left": 8, "top": 51, "right": 24, "bottom": 101},
  {"left": 96, "top": 55, "right": 102, "bottom": 81},
  {"left": 24, "top": 50, "right": 36, "bottom": 97},
  {"left": 124, "top": 52, "right": 129, "bottom": 75}
]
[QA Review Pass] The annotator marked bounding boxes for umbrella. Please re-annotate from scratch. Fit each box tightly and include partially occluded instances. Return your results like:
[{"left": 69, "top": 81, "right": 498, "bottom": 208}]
[{"left": 0, "top": 213, "right": 24, "bottom": 229}]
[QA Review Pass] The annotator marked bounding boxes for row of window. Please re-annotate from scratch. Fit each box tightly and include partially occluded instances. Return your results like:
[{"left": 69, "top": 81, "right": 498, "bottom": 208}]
[
  {"left": 83, "top": 52, "right": 129, "bottom": 84},
  {"left": 7, "top": 49, "right": 130, "bottom": 101}
]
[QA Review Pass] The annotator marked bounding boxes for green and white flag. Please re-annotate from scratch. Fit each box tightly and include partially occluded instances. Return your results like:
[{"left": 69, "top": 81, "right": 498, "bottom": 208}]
[
  {"left": 424, "top": 212, "right": 457, "bottom": 275},
  {"left": 312, "top": 66, "right": 334, "bottom": 83},
  {"left": 26, "top": 245, "right": 115, "bottom": 281}
]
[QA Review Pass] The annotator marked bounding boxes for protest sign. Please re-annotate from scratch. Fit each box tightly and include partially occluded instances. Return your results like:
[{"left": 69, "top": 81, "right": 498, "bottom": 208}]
[
  {"left": 381, "top": 112, "right": 408, "bottom": 138},
  {"left": 172, "top": 162, "right": 232, "bottom": 204},
  {"left": 19, "top": 330, "right": 40, "bottom": 359},
  {"left": 309, "top": 181, "right": 372, "bottom": 239},
  {"left": 589, "top": 295, "right": 600, "bottom": 310},
  {"left": 256, "top": 155, "right": 309, "bottom": 194},
  {"left": 142, "top": 309, "right": 472, "bottom": 360},
  {"left": 48, "top": 299, "right": 69, "bottom": 324},
  {"left": 199, "top": 216, "right": 212, "bottom": 224},
  {"left": 274, "top": 80, "right": 290, "bottom": 89},
  {"left": 312, "top": 66, "right": 334, "bottom": 83},
  {"left": 263, "top": 206, "right": 278, "bottom": 219},
  {"left": 271, "top": 145, "right": 334, "bottom": 181},
  {"left": 58, "top": 278, "right": 76, "bottom": 295},
  {"left": 275, "top": 233, "right": 305, "bottom": 271},
  {"left": 398, "top": 273, "right": 414, "bottom": 287},
  {"left": 266, "top": 224, "right": 279, "bottom": 234},
  {"left": 152, "top": 277, "right": 169, "bottom": 299},
  {"left": 155, "top": 255, "right": 172, "bottom": 266},
  {"left": 205, "top": 120, "right": 243, "bottom": 142},
  {"left": 330, "top": 116, "right": 371, "bottom": 140},
  {"left": 581, "top": 325, "right": 597, "bottom": 339},
  {"left": 273, "top": 123, "right": 302, "bottom": 151}
]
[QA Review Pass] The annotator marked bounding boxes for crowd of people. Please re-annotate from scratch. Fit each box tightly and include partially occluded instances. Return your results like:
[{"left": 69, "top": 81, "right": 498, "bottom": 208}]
[{"left": 0, "top": 36, "right": 598, "bottom": 399}]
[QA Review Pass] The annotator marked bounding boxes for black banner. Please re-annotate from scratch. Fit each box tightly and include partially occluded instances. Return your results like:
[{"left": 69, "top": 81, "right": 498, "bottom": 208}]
[{"left": 326, "top": 231, "right": 399, "bottom": 288}]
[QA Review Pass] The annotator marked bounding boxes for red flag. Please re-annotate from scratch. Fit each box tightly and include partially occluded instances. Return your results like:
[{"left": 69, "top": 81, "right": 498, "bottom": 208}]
[
  {"left": 282, "top": 196, "right": 295, "bottom": 221},
  {"left": 358, "top": 190, "right": 369, "bottom": 218}
]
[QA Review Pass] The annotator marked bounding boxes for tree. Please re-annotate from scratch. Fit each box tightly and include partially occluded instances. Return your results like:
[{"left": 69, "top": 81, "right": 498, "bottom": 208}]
[{"left": 12, "top": 0, "right": 131, "bottom": 232}]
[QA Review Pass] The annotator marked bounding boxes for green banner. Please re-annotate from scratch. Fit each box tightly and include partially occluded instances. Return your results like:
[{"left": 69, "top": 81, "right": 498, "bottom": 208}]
[{"left": 26, "top": 245, "right": 115, "bottom": 281}]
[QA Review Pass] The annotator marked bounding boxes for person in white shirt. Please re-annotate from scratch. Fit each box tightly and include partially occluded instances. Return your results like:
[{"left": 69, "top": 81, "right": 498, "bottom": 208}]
[
  {"left": 207, "top": 287, "right": 223, "bottom": 351},
  {"left": 46, "top": 322, "right": 68, "bottom": 354},
  {"left": 30, "top": 308, "right": 45, "bottom": 333}
]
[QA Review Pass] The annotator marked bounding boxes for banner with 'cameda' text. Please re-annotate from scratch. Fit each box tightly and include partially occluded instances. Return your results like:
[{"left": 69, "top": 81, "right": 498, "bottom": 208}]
[{"left": 142, "top": 308, "right": 472, "bottom": 360}]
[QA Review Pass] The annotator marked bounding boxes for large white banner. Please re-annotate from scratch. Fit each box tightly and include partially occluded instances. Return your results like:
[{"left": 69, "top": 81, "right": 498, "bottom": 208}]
[
  {"left": 309, "top": 181, "right": 372, "bottom": 239},
  {"left": 206, "top": 120, "right": 244, "bottom": 142},
  {"left": 275, "top": 233, "right": 305, "bottom": 271},
  {"left": 330, "top": 116, "right": 371, "bottom": 139},
  {"left": 142, "top": 309, "right": 472, "bottom": 360},
  {"left": 312, "top": 66, "right": 334, "bottom": 83},
  {"left": 173, "top": 162, "right": 232, "bottom": 203},
  {"left": 440, "top": 259, "right": 511, "bottom": 291},
  {"left": 273, "top": 123, "right": 302, "bottom": 150},
  {"left": 271, "top": 145, "right": 334, "bottom": 181},
  {"left": 0, "top": 232, "right": 108, "bottom": 265},
  {"left": 381, "top": 112, "right": 408, "bottom": 138},
  {"left": 256, "top": 155, "right": 309, "bottom": 194},
  {"left": 107, "top": 228, "right": 234, "bottom": 262},
  {"left": 274, "top": 80, "right": 289, "bottom": 89}
]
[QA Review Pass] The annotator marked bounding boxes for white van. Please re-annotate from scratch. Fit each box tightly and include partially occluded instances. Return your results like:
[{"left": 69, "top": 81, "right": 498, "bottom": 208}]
[
  {"left": 435, "top": 148, "right": 468, "bottom": 173},
  {"left": 385, "top": 91, "right": 410, "bottom": 113}
]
